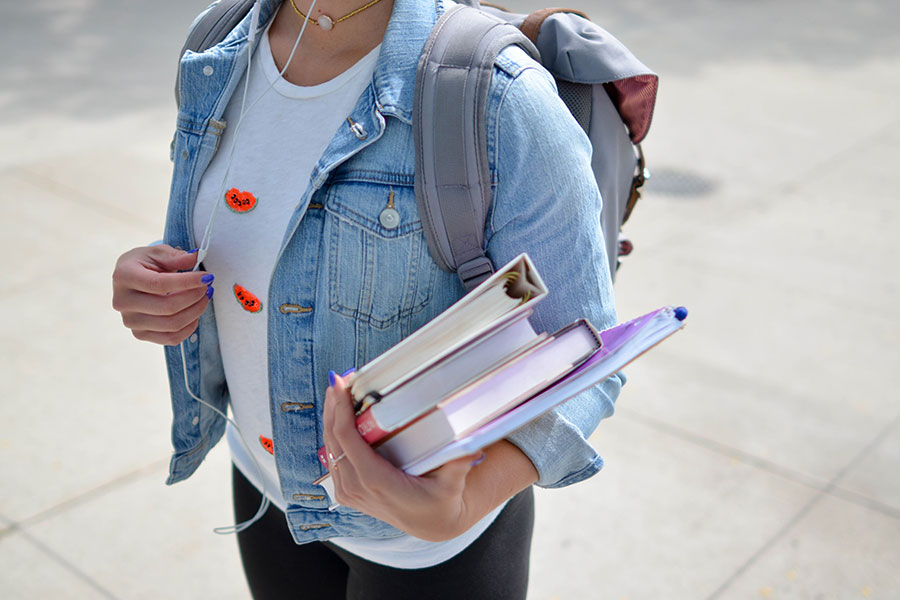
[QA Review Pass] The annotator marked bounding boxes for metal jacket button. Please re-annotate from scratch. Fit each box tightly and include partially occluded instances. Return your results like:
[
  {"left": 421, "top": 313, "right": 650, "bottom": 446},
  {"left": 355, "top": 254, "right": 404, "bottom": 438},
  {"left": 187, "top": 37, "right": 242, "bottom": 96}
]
[
  {"left": 279, "top": 304, "right": 312, "bottom": 314},
  {"left": 380, "top": 188, "right": 400, "bottom": 229},
  {"left": 347, "top": 118, "right": 367, "bottom": 140},
  {"left": 293, "top": 493, "right": 326, "bottom": 502},
  {"left": 379, "top": 207, "right": 400, "bottom": 229}
]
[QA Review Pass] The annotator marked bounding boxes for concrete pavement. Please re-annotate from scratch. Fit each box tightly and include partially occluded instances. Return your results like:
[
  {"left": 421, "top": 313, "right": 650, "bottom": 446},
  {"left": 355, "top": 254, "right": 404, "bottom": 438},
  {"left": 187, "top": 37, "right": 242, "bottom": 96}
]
[{"left": 2, "top": 0, "right": 898, "bottom": 598}]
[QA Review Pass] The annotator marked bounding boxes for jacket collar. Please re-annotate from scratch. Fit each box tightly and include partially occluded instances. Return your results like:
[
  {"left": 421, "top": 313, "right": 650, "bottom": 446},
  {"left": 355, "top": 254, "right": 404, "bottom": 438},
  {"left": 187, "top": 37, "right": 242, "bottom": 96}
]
[
  {"left": 373, "top": 0, "right": 443, "bottom": 123},
  {"left": 247, "top": 0, "right": 442, "bottom": 124}
]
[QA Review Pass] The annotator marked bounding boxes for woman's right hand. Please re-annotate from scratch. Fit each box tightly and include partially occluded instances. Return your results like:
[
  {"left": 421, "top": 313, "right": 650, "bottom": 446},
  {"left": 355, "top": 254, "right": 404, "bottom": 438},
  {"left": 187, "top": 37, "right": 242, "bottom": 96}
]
[{"left": 112, "top": 245, "right": 214, "bottom": 346}]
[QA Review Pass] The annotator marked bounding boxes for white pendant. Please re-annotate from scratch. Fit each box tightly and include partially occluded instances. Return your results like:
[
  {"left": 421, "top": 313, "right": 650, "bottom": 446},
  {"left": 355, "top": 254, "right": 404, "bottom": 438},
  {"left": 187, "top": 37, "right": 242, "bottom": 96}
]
[{"left": 318, "top": 14, "right": 334, "bottom": 30}]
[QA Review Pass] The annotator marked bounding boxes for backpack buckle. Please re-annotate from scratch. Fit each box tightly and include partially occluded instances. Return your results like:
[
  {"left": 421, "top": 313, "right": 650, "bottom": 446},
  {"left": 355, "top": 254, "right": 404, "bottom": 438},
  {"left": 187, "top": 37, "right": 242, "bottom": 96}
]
[
  {"left": 623, "top": 144, "right": 647, "bottom": 224},
  {"left": 457, "top": 256, "right": 495, "bottom": 292}
]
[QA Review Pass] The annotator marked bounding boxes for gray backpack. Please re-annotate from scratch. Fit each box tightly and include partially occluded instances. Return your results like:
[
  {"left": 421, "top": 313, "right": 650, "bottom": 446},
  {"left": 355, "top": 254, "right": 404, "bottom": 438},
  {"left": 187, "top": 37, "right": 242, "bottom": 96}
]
[{"left": 178, "top": 0, "right": 658, "bottom": 291}]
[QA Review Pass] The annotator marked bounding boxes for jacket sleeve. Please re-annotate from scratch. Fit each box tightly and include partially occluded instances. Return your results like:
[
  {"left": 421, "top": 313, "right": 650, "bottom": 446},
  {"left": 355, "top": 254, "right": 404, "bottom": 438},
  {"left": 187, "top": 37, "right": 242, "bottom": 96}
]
[{"left": 484, "top": 50, "right": 624, "bottom": 488}]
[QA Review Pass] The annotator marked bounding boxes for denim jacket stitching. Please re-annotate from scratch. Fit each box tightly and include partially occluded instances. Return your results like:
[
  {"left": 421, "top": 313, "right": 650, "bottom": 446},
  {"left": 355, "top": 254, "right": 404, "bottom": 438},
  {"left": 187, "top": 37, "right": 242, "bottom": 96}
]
[{"left": 326, "top": 216, "right": 433, "bottom": 329}]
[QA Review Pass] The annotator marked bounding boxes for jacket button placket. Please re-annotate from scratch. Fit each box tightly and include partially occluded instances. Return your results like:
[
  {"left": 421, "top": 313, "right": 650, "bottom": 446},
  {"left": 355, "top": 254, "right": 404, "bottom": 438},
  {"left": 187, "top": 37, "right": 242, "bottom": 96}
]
[{"left": 268, "top": 199, "right": 327, "bottom": 505}]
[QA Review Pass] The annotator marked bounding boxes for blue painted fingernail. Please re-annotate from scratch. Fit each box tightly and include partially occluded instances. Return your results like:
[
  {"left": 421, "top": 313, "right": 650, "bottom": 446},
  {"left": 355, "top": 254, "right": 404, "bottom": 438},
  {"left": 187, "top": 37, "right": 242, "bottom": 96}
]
[
  {"left": 328, "top": 370, "right": 336, "bottom": 387},
  {"left": 187, "top": 248, "right": 199, "bottom": 254},
  {"left": 201, "top": 274, "right": 214, "bottom": 284},
  {"left": 341, "top": 368, "right": 356, "bottom": 377},
  {"left": 471, "top": 452, "right": 487, "bottom": 467},
  {"left": 674, "top": 306, "right": 688, "bottom": 321},
  {"left": 206, "top": 286, "right": 214, "bottom": 299}
]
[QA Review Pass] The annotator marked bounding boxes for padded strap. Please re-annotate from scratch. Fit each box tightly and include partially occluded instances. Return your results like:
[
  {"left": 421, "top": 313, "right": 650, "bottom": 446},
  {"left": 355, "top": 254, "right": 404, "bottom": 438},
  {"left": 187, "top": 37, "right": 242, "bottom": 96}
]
[
  {"left": 175, "top": 0, "right": 254, "bottom": 107},
  {"left": 414, "top": 5, "right": 539, "bottom": 291}
]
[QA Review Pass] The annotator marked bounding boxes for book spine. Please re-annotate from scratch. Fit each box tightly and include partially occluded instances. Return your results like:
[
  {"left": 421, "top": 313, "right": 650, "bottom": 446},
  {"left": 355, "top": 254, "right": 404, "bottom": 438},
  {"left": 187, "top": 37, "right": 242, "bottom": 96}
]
[
  {"left": 315, "top": 410, "right": 391, "bottom": 470},
  {"left": 356, "top": 409, "right": 390, "bottom": 444}
]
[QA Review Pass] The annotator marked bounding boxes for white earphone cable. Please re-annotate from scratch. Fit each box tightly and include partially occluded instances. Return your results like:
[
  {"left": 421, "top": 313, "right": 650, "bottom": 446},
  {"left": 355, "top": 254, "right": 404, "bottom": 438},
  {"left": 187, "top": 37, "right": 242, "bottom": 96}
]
[
  {"left": 184, "top": 0, "right": 319, "bottom": 534},
  {"left": 195, "top": 0, "right": 317, "bottom": 266},
  {"left": 179, "top": 340, "right": 270, "bottom": 534}
]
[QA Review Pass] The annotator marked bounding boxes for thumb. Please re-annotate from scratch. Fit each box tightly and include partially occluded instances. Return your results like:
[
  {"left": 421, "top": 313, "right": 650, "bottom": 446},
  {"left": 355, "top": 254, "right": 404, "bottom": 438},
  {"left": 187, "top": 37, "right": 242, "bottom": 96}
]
[{"left": 148, "top": 245, "right": 203, "bottom": 273}]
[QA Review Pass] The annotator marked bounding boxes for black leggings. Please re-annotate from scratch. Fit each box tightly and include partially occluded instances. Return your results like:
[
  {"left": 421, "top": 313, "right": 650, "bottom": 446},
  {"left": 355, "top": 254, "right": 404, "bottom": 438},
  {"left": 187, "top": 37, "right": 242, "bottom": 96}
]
[{"left": 232, "top": 466, "right": 534, "bottom": 600}]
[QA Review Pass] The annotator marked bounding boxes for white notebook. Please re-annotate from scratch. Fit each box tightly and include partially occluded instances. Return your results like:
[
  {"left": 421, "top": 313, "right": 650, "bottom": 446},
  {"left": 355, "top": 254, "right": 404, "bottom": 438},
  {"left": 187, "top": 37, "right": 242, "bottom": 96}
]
[{"left": 349, "top": 253, "right": 547, "bottom": 408}]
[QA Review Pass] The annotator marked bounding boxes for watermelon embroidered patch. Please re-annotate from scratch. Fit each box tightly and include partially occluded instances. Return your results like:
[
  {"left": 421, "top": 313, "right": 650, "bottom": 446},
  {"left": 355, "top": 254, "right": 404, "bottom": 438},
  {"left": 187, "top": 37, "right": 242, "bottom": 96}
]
[
  {"left": 259, "top": 435, "right": 274, "bottom": 455},
  {"left": 234, "top": 284, "right": 262, "bottom": 313},
  {"left": 225, "top": 188, "right": 258, "bottom": 213}
]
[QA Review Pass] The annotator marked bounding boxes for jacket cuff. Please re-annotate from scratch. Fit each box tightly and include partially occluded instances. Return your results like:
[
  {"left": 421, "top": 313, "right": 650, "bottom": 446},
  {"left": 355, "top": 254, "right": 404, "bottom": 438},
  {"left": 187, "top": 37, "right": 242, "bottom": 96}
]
[
  {"left": 505, "top": 411, "right": 602, "bottom": 488},
  {"left": 505, "top": 373, "right": 622, "bottom": 488}
]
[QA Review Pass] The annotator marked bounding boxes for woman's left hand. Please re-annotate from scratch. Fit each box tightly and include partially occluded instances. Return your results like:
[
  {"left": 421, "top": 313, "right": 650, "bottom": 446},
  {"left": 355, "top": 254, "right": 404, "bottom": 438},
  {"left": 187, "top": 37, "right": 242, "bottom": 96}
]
[{"left": 323, "top": 372, "right": 484, "bottom": 542}]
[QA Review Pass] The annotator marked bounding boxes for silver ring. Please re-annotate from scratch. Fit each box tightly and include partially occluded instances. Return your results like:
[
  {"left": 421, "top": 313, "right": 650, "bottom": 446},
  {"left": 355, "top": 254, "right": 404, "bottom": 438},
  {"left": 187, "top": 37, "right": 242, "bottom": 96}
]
[{"left": 328, "top": 452, "right": 346, "bottom": 468}]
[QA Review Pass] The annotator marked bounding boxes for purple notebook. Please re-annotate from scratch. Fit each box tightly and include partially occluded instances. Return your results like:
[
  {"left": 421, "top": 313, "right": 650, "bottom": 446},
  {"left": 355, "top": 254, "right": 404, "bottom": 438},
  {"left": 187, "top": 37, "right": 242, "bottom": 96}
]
[{"left": 402, "top": 306, "right": 688, "bottom": 476}]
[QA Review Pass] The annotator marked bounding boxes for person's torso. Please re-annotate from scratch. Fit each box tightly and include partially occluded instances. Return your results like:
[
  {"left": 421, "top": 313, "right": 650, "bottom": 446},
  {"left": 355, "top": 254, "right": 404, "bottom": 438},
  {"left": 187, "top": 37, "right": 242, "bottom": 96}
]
[{"left": 162, "top": 0, "right": 574, "bottom": 544}]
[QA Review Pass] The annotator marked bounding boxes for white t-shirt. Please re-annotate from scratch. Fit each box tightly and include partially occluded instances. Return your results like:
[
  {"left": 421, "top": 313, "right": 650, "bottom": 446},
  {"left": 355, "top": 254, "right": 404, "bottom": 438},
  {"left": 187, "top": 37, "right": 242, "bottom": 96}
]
[{"left": 193, "top": 25, "right": 502, "bottom": 569}]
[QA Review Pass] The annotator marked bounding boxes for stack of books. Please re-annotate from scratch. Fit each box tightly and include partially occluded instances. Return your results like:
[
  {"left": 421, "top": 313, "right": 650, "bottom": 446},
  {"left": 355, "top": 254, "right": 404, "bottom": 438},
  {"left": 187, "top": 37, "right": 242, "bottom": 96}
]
[{"left": 315, "top": 253, "right": 686, "bottom": 493}]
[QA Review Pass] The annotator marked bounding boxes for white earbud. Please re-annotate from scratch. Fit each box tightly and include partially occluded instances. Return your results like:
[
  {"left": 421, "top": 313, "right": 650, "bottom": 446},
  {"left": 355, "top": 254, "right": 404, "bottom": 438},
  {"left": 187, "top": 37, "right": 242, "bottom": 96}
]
[{"left": 248, "top": 0, "right": 262, "bottom": 44}]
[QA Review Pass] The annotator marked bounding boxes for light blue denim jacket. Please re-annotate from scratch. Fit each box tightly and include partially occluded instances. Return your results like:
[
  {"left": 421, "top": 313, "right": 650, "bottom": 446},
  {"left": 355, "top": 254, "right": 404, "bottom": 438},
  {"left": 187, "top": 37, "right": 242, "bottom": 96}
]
[{"left": 162, "top": 0, "right": 623, "bottom": 543}]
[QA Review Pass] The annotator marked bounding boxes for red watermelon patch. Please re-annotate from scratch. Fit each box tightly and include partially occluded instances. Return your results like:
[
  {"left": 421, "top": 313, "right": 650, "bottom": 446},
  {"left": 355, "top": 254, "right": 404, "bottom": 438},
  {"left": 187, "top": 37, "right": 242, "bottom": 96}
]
[
  {"left": 259, "top": 435, "right": 274, "bottom": 455},
  {"left": 225, "top": 188, "right": 258, "bottom": 213},
  {"left": 234, "top": 284, "right": 263, "bottom": 313}
]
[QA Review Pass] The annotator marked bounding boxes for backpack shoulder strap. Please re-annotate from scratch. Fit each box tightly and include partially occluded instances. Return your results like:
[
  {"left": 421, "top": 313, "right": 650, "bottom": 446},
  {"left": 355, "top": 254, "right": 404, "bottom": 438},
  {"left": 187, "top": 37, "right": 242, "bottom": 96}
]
[
  {"left": 175, "top": 0, "right": 255, "bottom": 107},
  {"left": 414, "top": 4, "right": 539, "bottom": 292}
]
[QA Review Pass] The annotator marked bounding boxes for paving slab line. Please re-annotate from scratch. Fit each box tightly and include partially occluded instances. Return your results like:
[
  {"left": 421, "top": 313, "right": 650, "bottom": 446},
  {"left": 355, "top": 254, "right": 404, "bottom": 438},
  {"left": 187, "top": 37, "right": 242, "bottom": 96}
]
[
  {"left": 12, "top": 526, "right": 121, "bottom": 600},
  {"left": 2, "top": 459, "right": 169, "bottom": 600},
  {"left": 1, "top": 457, "right": 169, "bottom": 539},
  {"left": 701, "top": 410, "right": 900, "bottom": 599}
]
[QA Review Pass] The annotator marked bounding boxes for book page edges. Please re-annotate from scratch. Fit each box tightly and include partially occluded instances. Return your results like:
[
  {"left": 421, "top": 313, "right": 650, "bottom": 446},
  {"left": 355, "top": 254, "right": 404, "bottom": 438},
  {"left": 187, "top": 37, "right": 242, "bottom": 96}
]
[
  {"left": 350, "top": 254, "right": 547, "bottom": 401},
  {"left": 370, "top": 326, "right": 548, "bottom": 433}
]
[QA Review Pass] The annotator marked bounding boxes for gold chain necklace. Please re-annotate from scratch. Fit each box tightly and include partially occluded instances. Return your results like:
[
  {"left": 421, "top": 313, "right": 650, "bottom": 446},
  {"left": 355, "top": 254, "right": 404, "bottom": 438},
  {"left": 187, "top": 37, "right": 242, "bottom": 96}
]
[{"left": 289, "top": 0, "right": 384, "bottom": 31}]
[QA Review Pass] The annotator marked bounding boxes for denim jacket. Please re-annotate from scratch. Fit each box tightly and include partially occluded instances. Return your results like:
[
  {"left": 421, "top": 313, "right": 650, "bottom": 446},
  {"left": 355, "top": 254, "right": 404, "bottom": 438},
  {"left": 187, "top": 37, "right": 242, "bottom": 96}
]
[{"left": 162, "top": 0, "right": 623, "bottom": 544}]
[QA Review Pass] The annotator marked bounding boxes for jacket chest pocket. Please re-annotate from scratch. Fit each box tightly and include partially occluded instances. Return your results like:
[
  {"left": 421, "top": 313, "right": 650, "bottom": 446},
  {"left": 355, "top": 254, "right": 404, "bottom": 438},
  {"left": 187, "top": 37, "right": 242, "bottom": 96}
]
[{"left": 324, "top": 180, "right": 437, "bottom": 330}]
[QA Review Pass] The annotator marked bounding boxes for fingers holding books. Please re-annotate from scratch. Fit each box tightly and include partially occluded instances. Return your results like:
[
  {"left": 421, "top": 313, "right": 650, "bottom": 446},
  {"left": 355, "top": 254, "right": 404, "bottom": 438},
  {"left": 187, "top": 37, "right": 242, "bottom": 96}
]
[
  {"left": 324, "top": 372, "right": 405, "bottom": 503},
  {"left": 322, "top": 371, "right": 494, "bottom": 541},
  {"left": 322, "top": 375, "right": 362, "bottom": 503},
  {"left": 322, "top": 371, "right": 345, "bottom": 471}
]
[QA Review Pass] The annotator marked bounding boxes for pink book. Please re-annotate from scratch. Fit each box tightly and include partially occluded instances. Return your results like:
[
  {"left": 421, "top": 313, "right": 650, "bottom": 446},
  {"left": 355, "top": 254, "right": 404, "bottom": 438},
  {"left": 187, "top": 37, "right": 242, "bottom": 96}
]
[{"left": 372, "top": 320, "right": 602, "bottom": 466}]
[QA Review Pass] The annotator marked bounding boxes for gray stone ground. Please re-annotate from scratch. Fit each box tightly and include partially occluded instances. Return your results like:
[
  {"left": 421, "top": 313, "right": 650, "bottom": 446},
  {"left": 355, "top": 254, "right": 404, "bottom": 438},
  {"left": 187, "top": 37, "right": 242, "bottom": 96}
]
[{"left": 1, "top": 0, "right": 898, "bottom": 598}]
